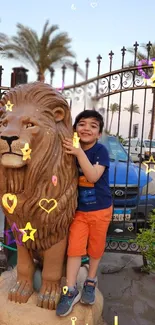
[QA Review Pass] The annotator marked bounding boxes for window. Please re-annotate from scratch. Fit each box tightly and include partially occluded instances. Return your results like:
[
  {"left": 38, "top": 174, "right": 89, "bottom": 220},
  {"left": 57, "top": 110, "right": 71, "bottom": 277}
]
[
  {"left": 132, "top": 124, "right": 139, "bottom": 138},
  {"left": 123, "top": 140, "right": 129, "bottom": 147},
  {"left": 144, "top": 140, "right": 155, "bottom": 148},
  {"left": 130, "top": 139, "right": 138, "bottom": 147},
  {"left": 99, "top": 136, "right": 129, "bottom": 162}
]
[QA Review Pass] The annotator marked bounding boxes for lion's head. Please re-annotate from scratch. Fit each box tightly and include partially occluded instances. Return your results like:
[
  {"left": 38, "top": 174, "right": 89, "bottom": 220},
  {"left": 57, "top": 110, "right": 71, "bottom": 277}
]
[{"left": 0, "top": 82, "right": 78, "bottom": 251}]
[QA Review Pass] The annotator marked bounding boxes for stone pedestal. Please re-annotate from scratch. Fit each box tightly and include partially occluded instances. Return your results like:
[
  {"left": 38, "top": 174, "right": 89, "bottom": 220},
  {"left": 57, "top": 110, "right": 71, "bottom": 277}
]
[{"left": 0, "top": 266, "right": 105, "bottom": 325}]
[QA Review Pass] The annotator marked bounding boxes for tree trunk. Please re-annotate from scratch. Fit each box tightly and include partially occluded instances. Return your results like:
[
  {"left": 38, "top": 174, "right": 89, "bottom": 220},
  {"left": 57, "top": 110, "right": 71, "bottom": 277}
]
[
  {"left": 148, "top": 88, "right": 155, "bottom": 139},
  {"left": 37, "top": 71, "right": 45, "bottom": 82},
  {"left": 109, "top": 113, "right": 114, "bottom": 133}
]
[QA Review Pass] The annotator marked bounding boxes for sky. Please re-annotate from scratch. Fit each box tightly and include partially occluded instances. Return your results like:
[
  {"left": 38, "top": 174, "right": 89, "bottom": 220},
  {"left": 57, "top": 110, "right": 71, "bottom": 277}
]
[{"left": 0, "top": 0, "right": 155, "bottom": 137}]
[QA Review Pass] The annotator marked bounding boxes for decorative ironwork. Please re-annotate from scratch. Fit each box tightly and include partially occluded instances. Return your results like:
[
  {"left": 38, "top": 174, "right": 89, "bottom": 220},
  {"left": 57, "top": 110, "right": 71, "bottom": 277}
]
[
  {"left": 62, "top": 66, "right": 153, "bottom": 104},
  {"left": 106, "top": 239, "right": 140, "bottom": 254},
  {"left": 0, "top": 42, "right": 154, "bottom": 104}
]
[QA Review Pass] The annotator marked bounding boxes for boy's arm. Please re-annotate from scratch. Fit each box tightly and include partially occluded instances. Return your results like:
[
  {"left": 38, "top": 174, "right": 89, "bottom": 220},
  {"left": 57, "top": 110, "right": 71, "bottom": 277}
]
[{"left": 76, "top": 149, "right": 105, "bottom": 183}]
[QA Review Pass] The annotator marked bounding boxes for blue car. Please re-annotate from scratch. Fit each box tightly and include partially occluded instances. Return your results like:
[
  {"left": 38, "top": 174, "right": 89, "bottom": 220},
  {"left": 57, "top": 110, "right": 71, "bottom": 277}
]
[{"left": 99, "top": 135, "right": 155, "bottom": 231}]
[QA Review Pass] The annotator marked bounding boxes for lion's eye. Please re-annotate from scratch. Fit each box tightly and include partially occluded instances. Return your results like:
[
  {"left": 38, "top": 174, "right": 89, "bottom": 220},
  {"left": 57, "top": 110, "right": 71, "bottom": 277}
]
[{"left": 26, "top": 123, "right": 34, "bottom": 128}]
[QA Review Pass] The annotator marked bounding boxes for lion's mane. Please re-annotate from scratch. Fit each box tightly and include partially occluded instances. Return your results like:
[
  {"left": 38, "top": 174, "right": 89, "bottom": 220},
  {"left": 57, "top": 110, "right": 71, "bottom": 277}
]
[{"left": 0, "top": 82, "right": 78, "bottom": 252}]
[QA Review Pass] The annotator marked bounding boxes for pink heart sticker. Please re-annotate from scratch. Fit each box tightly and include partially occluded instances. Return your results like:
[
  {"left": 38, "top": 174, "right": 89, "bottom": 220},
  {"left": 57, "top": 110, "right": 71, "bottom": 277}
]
[{"left": 52, "top": 175, "right": 57, "bottom": 186}]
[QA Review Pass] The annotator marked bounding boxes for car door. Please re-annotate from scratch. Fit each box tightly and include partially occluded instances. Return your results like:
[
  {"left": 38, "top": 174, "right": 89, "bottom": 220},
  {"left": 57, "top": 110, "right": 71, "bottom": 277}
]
[
  {"left": 123, "top": 139, "right": 138, "bottom": 161},
  {"left": 123, "top": 140, "right": 130, "bottom": 155},
  {"left": 135, "top": 139, "right": 141, "bottom": 158}
]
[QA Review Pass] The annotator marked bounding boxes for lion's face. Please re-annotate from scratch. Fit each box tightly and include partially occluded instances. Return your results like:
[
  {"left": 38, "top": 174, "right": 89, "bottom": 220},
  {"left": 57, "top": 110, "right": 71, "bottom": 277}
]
[{"left": 0, "top": 103, "right": 46, "bottom": 168}]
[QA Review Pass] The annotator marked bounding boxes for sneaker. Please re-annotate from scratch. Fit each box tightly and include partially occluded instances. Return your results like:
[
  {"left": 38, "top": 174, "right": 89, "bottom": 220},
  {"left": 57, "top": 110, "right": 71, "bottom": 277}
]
[
  {"left": 56, "top": 287, "right": 81, "bottom": 316},
  {"left": 80, "top": 279, "right": 96, "bottom": 305}
]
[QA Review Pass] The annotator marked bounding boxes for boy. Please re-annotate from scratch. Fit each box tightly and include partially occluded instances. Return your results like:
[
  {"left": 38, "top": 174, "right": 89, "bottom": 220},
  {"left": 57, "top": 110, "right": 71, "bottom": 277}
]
[{"left": 56, "top": 110, "right": 112, "bottom": 316}]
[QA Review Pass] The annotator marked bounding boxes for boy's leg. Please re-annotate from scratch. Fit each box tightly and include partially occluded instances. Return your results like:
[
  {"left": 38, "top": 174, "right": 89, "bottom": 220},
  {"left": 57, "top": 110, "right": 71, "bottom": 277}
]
[
  {"left": 56, "top": 211, "right": 89, "bottom": 316},
  {"left": 66, "top": 256, "right": 81, "bottom": 287},
  {"left": 81, "top": 206, "right": 112, "bottom": 305},
  {"left": 88, "top": 256, "right": 101, "bottom": 279}
]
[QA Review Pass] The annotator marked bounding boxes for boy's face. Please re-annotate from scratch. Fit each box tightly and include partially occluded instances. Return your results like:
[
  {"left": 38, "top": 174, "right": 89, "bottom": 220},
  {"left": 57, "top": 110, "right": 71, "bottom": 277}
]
[{"left": 76, "top": 117, "right": 101, "bottom": 144}]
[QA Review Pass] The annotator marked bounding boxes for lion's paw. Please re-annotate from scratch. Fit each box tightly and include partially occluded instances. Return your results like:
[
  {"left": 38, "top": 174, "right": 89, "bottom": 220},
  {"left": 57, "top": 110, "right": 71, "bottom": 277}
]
[
  {"left": 8, "top": 280, "right": 33, "bottom": 303},
  {"left": 37, "top": 281, "right": 61, "bottom": 310}
]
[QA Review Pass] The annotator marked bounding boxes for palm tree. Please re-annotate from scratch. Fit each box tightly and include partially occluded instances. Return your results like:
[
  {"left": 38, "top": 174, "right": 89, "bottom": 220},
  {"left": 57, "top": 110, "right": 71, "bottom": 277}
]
[
  {"left": 124, "top": 103, "right": 140, "bottom": 114},
  {"left": 109, "top": 103, "right": 119, "bottom": 133},
  {"left": 0, "top": 21, "right": 83, "bottom": 82},
  {"left": 127, "top": 43, "right": 155, "bottom": 139},
  {"left": 124, "top": 103, "right": 140, "bottom": 137}
]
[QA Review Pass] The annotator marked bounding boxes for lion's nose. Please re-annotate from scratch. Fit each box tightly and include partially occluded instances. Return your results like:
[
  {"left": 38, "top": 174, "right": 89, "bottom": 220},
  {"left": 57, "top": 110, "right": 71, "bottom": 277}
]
[{"left": 1, "top": 135, "right": 19, "bottom": 146}]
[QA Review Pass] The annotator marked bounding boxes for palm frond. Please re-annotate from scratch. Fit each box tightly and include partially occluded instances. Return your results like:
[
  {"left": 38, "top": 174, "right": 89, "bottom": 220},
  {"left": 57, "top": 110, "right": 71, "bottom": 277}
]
[
  {"left": 0, "top": 20, "right": 81, "bottom": 79},
  {"left": 124, "top": 103, "right": 140, "bottom": 114},
  {"left": 109, "top": 103, "right": 119, "bottom": 113},
  {"left": 0, "top": 33, "right": 10, "bottom": 54}
]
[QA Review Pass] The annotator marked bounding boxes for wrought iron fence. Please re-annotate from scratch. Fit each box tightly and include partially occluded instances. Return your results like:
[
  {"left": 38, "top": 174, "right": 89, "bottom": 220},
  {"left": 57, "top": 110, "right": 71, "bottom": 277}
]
[{"left": 0, "top": 41, "right": 155, "bottom": 257}]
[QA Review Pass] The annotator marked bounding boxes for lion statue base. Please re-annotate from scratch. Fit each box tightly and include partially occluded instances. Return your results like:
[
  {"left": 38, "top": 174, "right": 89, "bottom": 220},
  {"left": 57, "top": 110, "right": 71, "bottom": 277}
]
[{"left": 0, "top": 266, "right": 105, "bottom": 325}]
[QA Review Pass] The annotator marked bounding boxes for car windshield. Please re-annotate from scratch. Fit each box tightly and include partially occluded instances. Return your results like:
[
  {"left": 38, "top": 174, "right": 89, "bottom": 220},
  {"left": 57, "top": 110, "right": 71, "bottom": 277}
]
[
  {"left": 123, "top": 139, "right": 137, "bottom": 147},
  {"left": 99, "top": 135, "right": 129, "bottom": 162},
  {"left": 144, "top": 140, "right": 155, "bottom": 148}
]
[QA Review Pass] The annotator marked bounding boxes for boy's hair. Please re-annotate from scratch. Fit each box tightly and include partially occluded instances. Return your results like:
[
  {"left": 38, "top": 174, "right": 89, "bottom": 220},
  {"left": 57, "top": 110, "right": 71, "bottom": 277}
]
[{"left": 73, "top": 110, "right": 104, "bottom": 133}]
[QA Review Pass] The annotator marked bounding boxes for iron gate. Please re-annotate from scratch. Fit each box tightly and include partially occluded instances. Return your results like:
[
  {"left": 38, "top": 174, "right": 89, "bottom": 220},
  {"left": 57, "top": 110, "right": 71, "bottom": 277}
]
[{"left": 0, "top": 41, "right": 155, "bottom": 255}]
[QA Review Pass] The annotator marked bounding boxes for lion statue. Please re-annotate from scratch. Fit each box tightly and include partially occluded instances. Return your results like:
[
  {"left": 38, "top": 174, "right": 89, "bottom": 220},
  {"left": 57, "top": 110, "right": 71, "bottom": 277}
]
[{"left": 0, "top": 82, "right": 78, "bottom": 310}]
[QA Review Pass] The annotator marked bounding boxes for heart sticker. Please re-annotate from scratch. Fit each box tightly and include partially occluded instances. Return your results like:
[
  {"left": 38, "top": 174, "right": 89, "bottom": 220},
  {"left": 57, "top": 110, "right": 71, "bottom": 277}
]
[
  {"left": 62, "top": 286, "right": 68, "bottom": 295},
  {"left": 128, "top": 226, "right": 134, "bottom": 232},
  {"left": 71, "top": 317, "right": 77, "bottom": 324},
  {"left": 91, "top": 2, "right": 97, "bottom": 8},
  {"left": 2, "top": 193, "right": 17, "bottom": 214},
  {"left": 39, "top": 198, "right": 57, "bottom": 214},
  {"left": 52, "top": 175, "right": 57, "bottom": 186}
]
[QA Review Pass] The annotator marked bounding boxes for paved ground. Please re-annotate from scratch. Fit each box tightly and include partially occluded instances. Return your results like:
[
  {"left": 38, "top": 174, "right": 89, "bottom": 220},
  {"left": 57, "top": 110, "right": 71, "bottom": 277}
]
[{"left": 98, "top": 253, "right": 155, "bottom": 325}]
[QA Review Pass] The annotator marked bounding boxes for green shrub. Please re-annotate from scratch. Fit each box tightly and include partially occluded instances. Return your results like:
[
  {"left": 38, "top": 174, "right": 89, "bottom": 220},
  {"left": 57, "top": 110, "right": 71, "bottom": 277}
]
[{"left": 131, "top": 209, "right": 155, "bottom": 272}]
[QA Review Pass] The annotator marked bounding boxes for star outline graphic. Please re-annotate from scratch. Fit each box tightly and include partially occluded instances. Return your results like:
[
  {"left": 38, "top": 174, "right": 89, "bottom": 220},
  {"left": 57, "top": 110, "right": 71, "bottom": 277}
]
[
  {"left": 19, "top": 222, "right": 37, "bottom": 242},
  {"left": 142, "top": 155, "right": 155, "bottom": 174},
  {"left": 3, "top": 222, "right": 24, "bottom": 246},
  {"left": 5, "top": 100, "right": 14, "bottom": 112},
  {"left": 21, "top": 143, "right": 32, "bottom": 161}
]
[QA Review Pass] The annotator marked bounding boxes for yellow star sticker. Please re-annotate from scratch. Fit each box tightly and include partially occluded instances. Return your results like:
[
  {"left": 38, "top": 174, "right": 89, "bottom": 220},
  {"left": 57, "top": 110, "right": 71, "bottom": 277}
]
[
  {"left": 5, "top": 100, "right": 14, "bottom": 111},
  {"left": 21, "top": 143, "right": 32, "bottom": 161},
  {"left": 19, "top": 222, "right": 37, "bottom": 243},
  {"left": 142, "top": 155, "right": 155, "bottom": 174},
  {"left": 73, "top": 132, "right": 80, "bottom": 148}
]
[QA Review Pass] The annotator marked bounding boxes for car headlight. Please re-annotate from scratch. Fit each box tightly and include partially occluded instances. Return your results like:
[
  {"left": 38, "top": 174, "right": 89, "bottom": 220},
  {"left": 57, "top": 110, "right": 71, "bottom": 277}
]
[{"left": 141, "top": 179, "right": 155, "bottom": 195}]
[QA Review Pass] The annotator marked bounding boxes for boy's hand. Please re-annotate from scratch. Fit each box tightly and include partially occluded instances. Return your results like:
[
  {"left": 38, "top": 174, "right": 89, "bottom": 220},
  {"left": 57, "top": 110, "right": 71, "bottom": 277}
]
[{"left": 63, "top": 138, "right": 82, "bottom": 157}]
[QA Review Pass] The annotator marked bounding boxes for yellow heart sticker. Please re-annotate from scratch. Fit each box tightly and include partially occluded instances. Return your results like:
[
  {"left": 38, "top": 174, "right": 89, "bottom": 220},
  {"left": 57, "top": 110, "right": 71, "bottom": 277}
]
[
  {"left": 39, "top": 198, "right": 57, "bottom": 214},
  {"left": 71, "top": 317, "right": 77, "bottom": 325},
  {"left": 62, "top": 286, "right": 68, "bottom": 295},
  {"left": 2, "top": 193, "right": 17, "bottom": 214},
  {"left": 128, "top": 227, "right": 134, "bottom": 232}
]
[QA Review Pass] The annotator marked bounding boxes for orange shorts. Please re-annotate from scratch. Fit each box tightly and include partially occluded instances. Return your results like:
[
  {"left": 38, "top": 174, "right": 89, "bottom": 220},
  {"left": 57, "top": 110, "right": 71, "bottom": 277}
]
[{"left": 67, "top": 205, "right": 113, "bottom": 259}]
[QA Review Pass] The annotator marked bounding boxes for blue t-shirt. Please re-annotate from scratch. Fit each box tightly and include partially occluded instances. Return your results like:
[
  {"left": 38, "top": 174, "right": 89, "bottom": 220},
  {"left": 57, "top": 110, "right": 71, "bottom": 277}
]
[{"left": 77, "top": 142, "right": 112, "bottom": 211}]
